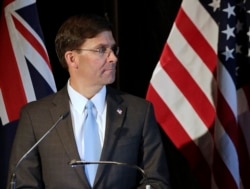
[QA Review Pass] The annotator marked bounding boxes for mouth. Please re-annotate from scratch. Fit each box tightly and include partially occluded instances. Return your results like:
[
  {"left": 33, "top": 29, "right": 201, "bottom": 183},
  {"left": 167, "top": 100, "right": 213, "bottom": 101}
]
[{"left": 105, "top": 66, "right": 116, "bottom": 71}]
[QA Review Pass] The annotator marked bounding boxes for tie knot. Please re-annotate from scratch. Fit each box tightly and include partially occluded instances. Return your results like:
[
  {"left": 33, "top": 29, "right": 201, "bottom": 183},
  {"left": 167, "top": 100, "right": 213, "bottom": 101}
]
[
  {"left": 86, "top": 100, "right": 94, "bottom": 110},
  {"left": 85, "top": 100, "right": 96, "bottom": 118}
]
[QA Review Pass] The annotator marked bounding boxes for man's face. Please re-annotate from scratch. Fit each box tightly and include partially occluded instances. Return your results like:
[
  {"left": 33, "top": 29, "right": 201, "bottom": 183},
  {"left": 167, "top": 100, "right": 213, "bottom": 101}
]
[{"left": 70, "top": 31, "right": 118, "bottom": 88}]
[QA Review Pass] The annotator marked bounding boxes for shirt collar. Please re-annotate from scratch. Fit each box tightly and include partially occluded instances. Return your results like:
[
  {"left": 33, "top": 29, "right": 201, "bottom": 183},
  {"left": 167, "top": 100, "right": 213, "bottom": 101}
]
[{"left": 67, "top": 80, "right": 106, "bottom": 114}]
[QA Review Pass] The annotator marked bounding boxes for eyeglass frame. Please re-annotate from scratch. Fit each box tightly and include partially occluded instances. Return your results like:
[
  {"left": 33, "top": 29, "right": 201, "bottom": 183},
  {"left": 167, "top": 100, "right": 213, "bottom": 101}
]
[{"left": 73, "top": 45, "right": 119, "bottom": 57}]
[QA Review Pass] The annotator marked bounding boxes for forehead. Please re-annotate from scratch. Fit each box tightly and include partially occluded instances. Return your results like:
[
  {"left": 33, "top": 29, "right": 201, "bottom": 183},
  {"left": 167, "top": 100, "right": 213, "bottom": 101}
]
[{"left": 82, "top": 31, "right": 116, "bottom": 47}]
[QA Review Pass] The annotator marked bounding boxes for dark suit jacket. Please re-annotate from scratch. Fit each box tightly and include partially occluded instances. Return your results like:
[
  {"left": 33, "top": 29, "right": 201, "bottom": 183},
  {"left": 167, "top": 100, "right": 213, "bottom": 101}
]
[{"left": 7, "top": 86, "right": 171, "bottom": 189}]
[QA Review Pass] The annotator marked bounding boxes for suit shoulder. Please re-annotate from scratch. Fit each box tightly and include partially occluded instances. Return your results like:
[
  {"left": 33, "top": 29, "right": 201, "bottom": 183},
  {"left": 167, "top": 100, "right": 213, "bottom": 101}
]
[
  {"left": 21, "top": 86, "right": 67, "bottom": 111},
  {"left": 107, "top": 86, "right": 152, "bottom": 105}
]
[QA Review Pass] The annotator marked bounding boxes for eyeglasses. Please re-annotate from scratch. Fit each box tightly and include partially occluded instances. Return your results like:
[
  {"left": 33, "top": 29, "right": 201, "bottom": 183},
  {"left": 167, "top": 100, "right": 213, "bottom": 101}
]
[{"left": 74, "top": 45, "right": 119, "bottom": 57}]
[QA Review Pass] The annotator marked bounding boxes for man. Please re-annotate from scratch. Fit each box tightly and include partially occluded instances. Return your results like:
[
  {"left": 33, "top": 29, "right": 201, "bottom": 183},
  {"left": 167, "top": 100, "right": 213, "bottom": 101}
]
[{"left": 7, "top": 13, "right": 171, "bottom": 189}]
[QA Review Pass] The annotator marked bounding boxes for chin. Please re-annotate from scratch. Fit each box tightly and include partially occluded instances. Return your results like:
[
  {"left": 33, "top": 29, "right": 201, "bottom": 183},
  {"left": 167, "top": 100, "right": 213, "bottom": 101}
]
[{"left": 106, "top": 77, "right": 116, "bottom": 85}]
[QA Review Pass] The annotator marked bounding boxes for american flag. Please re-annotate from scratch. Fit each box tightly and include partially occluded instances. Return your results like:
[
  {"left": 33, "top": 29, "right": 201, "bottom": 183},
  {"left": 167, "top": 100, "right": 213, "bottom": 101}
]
[
  {"left": 0, "top": 0, "right": 57, "bottom": 188},
  {"left": 146, "top": 0, "right": 250, "bottom": 189}
]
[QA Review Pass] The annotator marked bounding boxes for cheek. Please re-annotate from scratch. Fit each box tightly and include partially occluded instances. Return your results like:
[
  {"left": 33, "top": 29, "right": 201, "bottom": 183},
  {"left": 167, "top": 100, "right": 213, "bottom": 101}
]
[
  {"left": 87, "top": 62, "right": 105, "bottom": 77},
  {"left": 79, "top": 55, "right": 107, "bottom": 75},
  {"left": 97, "top": 61, "right": 109, "bottom": 71},
  {"left": 79, "top": 57, "right": 96, "bottom": 69}
]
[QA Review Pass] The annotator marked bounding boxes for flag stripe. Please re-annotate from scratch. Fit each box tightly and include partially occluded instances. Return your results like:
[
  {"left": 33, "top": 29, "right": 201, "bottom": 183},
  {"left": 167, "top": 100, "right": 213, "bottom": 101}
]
[
  {"left": 176, "top": 7, "right": 217, "bottom": 73},
  {"left": 12, "top": 15, "right": 51, "bottom": 67},
  {"left": 147, "top": 84, "right": 212, "bottom": 189},
  {"left": 149, "top": 60, "right": 215, "bottom": 168},
  {"left": 161, "top": 44, "right": 215, "bottom": 127},
  {"left": 213, "top": 146, "right": 238, "bottom": 189},
  {"left": 181, "top": 0, "right": 218, "bottom": 51},
  {"left": 0, "top": 14, "right": 27, "bottom": 123},
  {"left": 167, "top": 24, "right": 216, "bottom": 107}
]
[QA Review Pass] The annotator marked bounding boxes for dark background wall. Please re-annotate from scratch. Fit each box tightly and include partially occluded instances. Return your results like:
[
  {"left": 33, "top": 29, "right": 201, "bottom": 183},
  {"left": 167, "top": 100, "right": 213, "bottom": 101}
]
[
  {"left": 1, "top": 0, "right": 203, "bottom": 188},
  {"left": 36, "top": 0, "right": 181, "bottom": 97}
]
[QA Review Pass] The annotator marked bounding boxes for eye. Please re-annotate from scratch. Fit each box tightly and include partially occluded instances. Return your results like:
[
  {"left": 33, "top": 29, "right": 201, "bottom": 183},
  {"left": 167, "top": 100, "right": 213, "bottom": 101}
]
[
  {"left": 97, "top": 46, "right": 107, "bottom": 54},
  {"left": 111, "top": 46, "right": 119, "bottom": 55}
]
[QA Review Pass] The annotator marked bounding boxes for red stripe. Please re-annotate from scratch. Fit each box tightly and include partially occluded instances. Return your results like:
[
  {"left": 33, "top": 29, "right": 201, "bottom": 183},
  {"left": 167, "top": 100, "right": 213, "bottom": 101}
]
[
  {"left": 147, "top": 85, "right": 192, "bottom": 148},
  {"left": 2, "top": 0, "right": 13, "bottom": 7},
  {"left": 160, "top": 44, "right": 216, "bottom": 128},
  {"left": 216, "top": 90, "right": 238, "bottom": 144},
  {"left": 175, "top": 8, "right": 217, "bottom": 75},
  {"left": 146, "top": 84, "right": 212, "bottom": 189},
  {"left": 212, "top": 149, "right": 238, "bottom": 189},
  {"left": 0, "top": 10, "right": 27, "bottom": 122},
  {"left": 217, "top": 86, "right": 250, "bottom": 188},
  {"left": 216, "top": 87, "right": 250, "bottom": 188},
  {"left": 12, "top": 15, "right": 51, "bottom": 69}
]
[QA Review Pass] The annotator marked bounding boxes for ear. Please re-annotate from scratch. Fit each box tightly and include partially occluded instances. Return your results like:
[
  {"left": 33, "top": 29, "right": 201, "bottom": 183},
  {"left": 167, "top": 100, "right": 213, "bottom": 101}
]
[{"left": 65, "top": 51, "right": 79, "bottom": 69}]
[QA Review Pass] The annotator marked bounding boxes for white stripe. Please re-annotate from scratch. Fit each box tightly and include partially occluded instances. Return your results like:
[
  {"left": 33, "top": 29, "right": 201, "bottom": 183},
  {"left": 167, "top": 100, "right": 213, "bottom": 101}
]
[
  {"left": 214, "top": 117, "right": 240, "bottom": 188},
  {"left": 13, "top": 0, "right": 36, "bottom": 9},
  {"left": 18, "top": 32, "right": 57, "bottom": 92},
  {"left": 168, "top": 24, "right": 216, "bottom": 107},
  {"left": 0, "top": 89, "right": 9, "bottom": 125},
  {"left": 11, "top": 0, "right": 49, "bottom": 62},
  {"left": 218, "top": 61, "right": 237, "bottom": 118},
  {"left": 182, "top": 0, "right": 218, "bottom": 52},
  {"left": 150, "top": 62, "right": 214, "bottom": 166},
  {"left": 5, "top": 1, "right": 36, "bottom": 102},
  {"left": 5, "top": 0, "right": 56, "bottom": 102},
  {"left": 11, "top": 0, "right": 57, "bottom": 92}
]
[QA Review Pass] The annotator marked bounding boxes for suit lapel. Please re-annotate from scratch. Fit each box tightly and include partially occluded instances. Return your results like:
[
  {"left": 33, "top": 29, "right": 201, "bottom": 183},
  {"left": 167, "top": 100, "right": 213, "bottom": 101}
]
[
  {"left": 50, "top": 87, "right": 80, "bottom": 160},
  {"left": 49, "top": 86, "right": 88, "bottom": 185},
  {"left": 95, "top": 87, "right": 127, "bottom": 183},
  {"left": 51, "top": 86, "right": 127, "bottom": 187},
  {"left": 101, "top": 87, "right": 127, "bottom": 160}
]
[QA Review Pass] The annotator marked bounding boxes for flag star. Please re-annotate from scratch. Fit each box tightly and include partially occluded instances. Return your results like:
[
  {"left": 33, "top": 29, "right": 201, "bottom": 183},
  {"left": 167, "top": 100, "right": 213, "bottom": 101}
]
[
  {"left": 116, "top": 108, "right": 122, "bottom": 115},
  {"left": 221, "top": 24, "right": 235, "bottom": 40},
  {"left": 209, "top": 0, "right": 221, "bottom": 12},
  {"left": 222, "top": 46, "right": 234, "bottom": 61},
  {"left": 247, "top": 27, "right": 250, "bottom": 39},
  {"left": 236, "top": 44, "right": 242, "bottom": 54},
  {"left": 223, "top": 3, "right": 235, "bottom": 19},
  {"left": 238, "top": 1, "right": 246, "bottom": 11},
  {"left": 236, "top": 21, "right": 243, "bottom": 33},
  {"left": 236, "top": 66, "right": 239, "bottom": 76}
]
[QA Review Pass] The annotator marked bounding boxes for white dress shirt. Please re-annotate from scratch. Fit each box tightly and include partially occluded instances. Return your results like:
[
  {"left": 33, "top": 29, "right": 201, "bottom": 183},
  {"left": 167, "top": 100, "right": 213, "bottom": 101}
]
[{"left": 67, "top": 80, "right": 107, "bottom": 160}]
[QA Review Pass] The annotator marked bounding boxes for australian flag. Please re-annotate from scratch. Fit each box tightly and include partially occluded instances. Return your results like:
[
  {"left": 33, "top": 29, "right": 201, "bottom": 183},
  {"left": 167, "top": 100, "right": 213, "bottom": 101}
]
[{"left": 0, "top": 0, "right": 57, "bottom": 188}]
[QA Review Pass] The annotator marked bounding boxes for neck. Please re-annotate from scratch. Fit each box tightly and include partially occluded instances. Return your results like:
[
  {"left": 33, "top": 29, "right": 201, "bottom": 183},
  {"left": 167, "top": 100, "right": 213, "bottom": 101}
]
[{"left": 69, "top": 80, "right": 103, "bottom": 99}]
